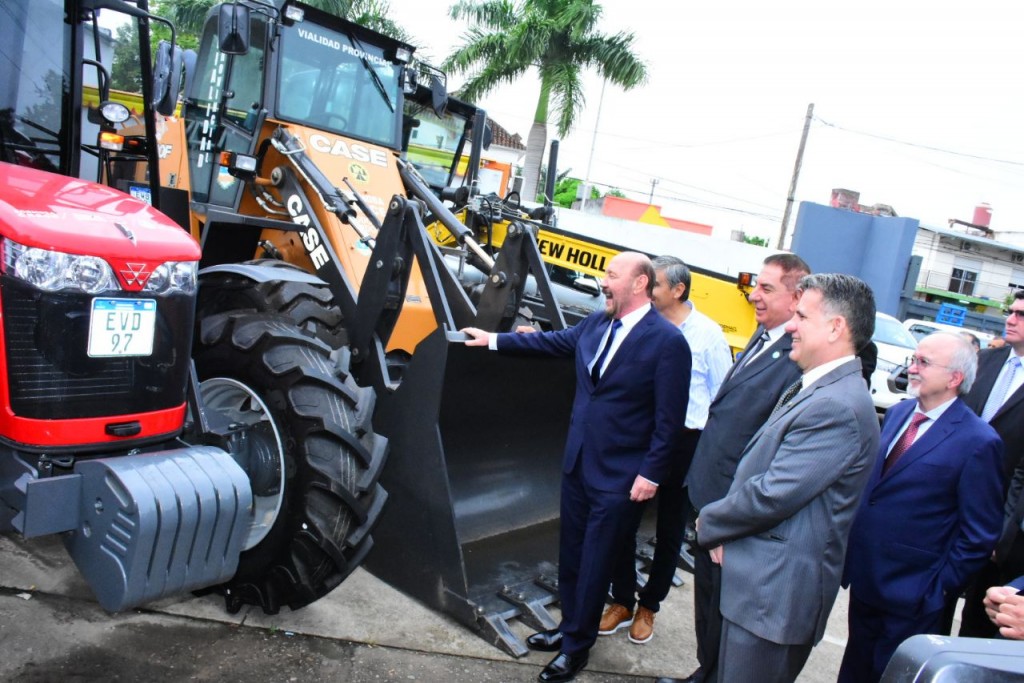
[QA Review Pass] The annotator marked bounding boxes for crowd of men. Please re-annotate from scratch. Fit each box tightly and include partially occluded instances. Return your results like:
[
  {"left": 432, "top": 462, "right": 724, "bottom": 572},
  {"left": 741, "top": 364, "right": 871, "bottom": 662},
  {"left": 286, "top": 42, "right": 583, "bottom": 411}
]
[{"left": 463, "top": 251, "right": 1024, "bottom": 683}]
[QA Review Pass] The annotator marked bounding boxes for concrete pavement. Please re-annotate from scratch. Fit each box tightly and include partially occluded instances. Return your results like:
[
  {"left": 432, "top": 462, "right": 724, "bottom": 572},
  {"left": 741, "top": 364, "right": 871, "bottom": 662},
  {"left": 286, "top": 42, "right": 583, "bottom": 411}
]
[{"left": 0, "top": 533, "right": 861, "bottom": 681}]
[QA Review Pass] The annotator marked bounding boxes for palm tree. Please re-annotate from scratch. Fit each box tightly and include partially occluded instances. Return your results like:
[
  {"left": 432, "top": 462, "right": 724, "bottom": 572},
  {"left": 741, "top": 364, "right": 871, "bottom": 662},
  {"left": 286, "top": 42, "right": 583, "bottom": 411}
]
[{"left": 443, "top": 0, "right": 646, "bottom": 202}]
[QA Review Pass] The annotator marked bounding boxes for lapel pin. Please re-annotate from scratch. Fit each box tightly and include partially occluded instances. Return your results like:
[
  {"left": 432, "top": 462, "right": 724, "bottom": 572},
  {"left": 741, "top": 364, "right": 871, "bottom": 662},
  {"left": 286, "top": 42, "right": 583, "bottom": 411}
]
[{"left": 772, "top": 351, "right": 781, "bottom": 359}]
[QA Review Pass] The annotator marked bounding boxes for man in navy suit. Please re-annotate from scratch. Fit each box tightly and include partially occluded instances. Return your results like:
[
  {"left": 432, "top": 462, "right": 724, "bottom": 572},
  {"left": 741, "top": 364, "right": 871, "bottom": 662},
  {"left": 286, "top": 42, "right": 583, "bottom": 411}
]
[
  {"left": 463, "top": 251, "right": 691, "bottom": 683},
  {"left": 840, "top": 331, "right": 1004, "bottom": 683}
]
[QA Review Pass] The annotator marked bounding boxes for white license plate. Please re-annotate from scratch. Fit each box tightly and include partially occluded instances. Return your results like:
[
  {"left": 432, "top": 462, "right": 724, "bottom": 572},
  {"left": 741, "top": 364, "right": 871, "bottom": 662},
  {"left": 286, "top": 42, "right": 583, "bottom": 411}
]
[{"left": 87, "top": 298, "right": 157, "bottom": 357}]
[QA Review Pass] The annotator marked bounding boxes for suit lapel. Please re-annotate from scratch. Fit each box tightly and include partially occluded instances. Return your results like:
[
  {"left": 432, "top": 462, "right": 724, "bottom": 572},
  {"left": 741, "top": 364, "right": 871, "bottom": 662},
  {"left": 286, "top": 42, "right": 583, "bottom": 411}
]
[
  {"left": 596, "top": 309, "right": 655, "bottom": 385},
  {"left": 967, "top": 347, "right": 1009, "bottom": 414},
  {"left": 721, "top": 332, "right": 793, "bottom": 391},
  {"left": 876, "top": 400, "right": 964, "bottom": 484},
  {"left": 866, "top": 400, "right": 915, "bottom": 488}
]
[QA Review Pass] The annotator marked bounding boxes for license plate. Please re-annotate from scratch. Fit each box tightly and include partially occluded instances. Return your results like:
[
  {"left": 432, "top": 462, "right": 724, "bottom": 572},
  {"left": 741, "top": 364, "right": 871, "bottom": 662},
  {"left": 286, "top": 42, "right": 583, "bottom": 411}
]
[{"left": 87, "top": 298, "right": 157, "bottom": 357}]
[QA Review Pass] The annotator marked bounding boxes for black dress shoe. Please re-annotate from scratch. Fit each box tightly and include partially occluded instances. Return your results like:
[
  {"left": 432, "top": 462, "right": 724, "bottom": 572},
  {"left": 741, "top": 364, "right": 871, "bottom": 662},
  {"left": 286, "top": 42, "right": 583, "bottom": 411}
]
[
  {"left": 538, "top": 652, "right": 588, "bottom": 683},
  {"left": 526, "top": 629, "right": 563, "bottom": 652}
]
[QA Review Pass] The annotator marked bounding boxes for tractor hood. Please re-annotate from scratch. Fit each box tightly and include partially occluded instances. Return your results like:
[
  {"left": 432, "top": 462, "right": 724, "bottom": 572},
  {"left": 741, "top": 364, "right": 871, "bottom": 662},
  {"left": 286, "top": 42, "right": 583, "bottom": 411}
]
[{"left": 0, "top": 162, "right": 200, "bottom": 262}]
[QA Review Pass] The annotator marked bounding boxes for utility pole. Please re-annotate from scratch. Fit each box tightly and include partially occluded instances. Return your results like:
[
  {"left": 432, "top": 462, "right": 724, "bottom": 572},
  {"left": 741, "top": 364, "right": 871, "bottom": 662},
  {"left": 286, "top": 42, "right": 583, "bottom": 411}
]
[
  {"left": 778, "top": 102, "right": 814, "bottom": 249},
  {"left": 649, "top": 178, "right": 659, "bottom": 205},
  {"left": 579, "top": 79, "right": 606, "bottom": 212}
]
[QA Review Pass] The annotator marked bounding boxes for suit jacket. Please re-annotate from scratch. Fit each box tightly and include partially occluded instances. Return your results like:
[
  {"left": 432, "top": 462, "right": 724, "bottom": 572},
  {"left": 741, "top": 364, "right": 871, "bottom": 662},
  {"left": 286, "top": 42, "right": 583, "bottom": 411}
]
[
  {"left": 843, "top": 398, "right": 1004, "bottom": 616},
  {"left": 497, "top": 308, "right": 691, "bottom": 492},
  {"left": 964, "top": 346, "right": 1024, "bottom": 483},
  {"left": 685, "top": 328, "right": 802, "bottom": 510},
  {"left": 698, "top": 359, "right": 879, "bottom": 645}
]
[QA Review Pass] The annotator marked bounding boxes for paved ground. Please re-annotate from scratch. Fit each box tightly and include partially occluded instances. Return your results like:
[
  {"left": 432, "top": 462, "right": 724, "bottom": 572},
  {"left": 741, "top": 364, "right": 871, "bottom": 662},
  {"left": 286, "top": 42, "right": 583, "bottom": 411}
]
[{"left": 0, "top": 533, "right": 937, "bottom": 682}]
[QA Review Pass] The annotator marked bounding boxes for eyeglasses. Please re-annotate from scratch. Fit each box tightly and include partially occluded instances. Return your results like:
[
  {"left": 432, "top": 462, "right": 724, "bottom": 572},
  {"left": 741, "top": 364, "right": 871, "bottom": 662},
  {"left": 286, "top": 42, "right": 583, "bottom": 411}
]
[
  {"left": 906, "top": 355, "right": 954, "bottom": 371},
  {"left": 1006, "top": 309, "right": 1024, "bottom": 320}
]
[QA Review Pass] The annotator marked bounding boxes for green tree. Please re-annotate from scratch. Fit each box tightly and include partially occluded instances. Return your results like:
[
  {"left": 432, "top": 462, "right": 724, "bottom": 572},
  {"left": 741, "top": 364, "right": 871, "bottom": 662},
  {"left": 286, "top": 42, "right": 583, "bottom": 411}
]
[
  {"left": 743, "top": 235, "right": 769, "bottom": 247},
  {"left": 444, "top": 0, "right": 647, "bottom": 202},
  {"left": 605, "top": 187, "right": 625, "bottom": 198},
  {"left": 110, "top": 22, "right": 144, "bottom": 93},
  {"left": 551, "top": 177, "right": 598, "bottom": 208}
]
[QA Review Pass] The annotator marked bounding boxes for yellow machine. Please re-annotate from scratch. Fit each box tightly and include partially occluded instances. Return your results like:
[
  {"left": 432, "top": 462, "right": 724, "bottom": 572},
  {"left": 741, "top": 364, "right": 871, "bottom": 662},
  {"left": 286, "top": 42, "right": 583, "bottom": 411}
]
[{"left": 406, "top": 102, "right": 771, "bottom": 353}]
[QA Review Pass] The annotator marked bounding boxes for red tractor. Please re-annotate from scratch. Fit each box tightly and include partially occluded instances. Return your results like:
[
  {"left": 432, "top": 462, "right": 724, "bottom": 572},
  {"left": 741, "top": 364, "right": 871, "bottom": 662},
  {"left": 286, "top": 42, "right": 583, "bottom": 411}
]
[{"left": 0, "top": 0, "right": 385, "bottom": 614}]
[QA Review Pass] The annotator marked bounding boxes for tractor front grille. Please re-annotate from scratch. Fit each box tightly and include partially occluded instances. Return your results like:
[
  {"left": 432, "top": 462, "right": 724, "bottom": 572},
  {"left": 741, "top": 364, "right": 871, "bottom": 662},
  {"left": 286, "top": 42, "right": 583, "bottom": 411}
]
[{"left": 1, "top": 277, "right": 194, "bottom": 420}]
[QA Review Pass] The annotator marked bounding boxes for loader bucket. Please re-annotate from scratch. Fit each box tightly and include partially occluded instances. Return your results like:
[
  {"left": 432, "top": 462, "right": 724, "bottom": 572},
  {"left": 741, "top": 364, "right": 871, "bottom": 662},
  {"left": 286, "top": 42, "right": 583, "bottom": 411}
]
[{"left": 364, "top": 327, "right": 576, "bottom": 657}]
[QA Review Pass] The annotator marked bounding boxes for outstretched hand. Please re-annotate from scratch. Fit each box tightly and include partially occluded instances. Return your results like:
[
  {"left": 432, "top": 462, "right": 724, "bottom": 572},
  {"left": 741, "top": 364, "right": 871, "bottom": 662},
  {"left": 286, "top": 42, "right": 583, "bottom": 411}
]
[{"left": 461, "top": 327, "right": 490, "bottom": 347}]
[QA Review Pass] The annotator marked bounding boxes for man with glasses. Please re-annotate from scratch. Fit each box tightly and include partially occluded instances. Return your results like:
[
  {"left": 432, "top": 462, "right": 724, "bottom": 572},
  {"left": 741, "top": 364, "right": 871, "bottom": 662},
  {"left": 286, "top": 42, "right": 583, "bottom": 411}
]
[
  {"left": 839, "top": 332, "right": 1004, "bottom": 683},
  {"left": 961, "top": 290, "right": 1024, "bottom": 637}
]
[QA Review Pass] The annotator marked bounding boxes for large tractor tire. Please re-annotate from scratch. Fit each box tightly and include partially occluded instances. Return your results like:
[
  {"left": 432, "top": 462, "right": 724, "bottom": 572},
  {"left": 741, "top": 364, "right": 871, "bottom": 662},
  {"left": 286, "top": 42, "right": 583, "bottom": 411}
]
[
  {"left": 196, "top": 260, "right": 346, "bottom": 348},
  {"left": 193, "top": 309, "right": 386, "bottom": 614}
]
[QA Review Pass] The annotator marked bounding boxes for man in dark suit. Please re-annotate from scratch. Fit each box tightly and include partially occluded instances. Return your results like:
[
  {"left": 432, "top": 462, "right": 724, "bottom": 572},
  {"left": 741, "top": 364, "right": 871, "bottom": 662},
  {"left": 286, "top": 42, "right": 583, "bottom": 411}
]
[
  {"left": 960, "top": 290, "right": 1024, "bottom": 637},
  {"left": 840, "top": 332, "right": 1004, "bottom": 683},
  {"left": 697, "top": 273, "right": 880, "bottom": 683},
  {"left": 660, "top": 253, "right": 810, "bottom": 683},
  {"left": 463, "top": 251, "right": 691, "bottom": 683}
]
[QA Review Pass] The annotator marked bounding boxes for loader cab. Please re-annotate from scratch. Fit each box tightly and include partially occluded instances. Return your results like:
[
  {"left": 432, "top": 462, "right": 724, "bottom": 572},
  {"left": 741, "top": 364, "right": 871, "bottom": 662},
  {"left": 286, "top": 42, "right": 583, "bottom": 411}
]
[{"left": 184, "top": 1, "right": 414, "bottom": 208}]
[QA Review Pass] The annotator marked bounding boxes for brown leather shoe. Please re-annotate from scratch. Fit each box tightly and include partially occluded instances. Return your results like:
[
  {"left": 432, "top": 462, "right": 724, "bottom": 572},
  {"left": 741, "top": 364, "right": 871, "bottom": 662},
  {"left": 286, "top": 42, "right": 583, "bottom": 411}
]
[
  {"left": 629, "top": 605, "right": 655, "bottom": 643},
  {"left": 597, "top": 603, "right": 633, "bottom": 635}
]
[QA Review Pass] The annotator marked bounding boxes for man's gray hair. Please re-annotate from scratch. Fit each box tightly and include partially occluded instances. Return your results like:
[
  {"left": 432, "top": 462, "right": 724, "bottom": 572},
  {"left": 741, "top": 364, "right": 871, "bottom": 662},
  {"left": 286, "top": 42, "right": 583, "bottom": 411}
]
[
  {"left": 652, "top": 255, "right": 692, "bottom": 302},
  {"left": 796, "top": 273, "right": 876, "bottom": 352},
  {"left": 933, "top": 331, "right": 978, "bottom": 395}
]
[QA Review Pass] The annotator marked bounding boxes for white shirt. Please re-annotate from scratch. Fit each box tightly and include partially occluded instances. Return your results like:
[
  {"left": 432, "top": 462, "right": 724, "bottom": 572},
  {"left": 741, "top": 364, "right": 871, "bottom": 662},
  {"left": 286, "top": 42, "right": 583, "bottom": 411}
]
[
  {"left": 677, "top": 303, "right": 732, "bottom": 429},
  {"left": 800, "top": 355, "right": 856, "bottom": 392},
  {"left": 587, "top": 303, "right": 651, "bottom": 377},
  {"left": 886, "top": 396, "right": 956, "bottom": 456},
  {"left": 988, "top": 350, "right": 1024, "bottom": 414}
]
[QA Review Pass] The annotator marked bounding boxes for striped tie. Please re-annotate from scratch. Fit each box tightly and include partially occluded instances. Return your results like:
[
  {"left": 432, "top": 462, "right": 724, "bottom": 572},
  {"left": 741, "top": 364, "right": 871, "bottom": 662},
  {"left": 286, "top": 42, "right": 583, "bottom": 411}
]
[{"left": 981, "top": 356, "right": 1021, "bottom": 422}]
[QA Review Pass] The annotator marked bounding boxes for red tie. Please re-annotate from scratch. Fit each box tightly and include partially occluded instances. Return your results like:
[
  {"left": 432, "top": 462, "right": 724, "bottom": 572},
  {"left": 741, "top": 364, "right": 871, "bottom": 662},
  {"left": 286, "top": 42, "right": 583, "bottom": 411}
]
[{"left": 883, "top": 413, "right": 929, "bottom": 475}]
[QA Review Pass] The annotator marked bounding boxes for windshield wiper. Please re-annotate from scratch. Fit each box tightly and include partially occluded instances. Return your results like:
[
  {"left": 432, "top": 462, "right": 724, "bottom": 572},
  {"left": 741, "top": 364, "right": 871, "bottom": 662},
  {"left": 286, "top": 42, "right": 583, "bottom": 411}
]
[{"left": 344, "top": 32, "right": 394, "bottom": 114}]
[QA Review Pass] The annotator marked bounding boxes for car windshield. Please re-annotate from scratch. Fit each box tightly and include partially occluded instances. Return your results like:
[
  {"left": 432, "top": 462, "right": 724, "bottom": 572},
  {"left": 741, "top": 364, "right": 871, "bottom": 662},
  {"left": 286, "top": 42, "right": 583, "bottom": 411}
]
[{"left": 874, "top": 316, "right": 918, "bottom": 349}]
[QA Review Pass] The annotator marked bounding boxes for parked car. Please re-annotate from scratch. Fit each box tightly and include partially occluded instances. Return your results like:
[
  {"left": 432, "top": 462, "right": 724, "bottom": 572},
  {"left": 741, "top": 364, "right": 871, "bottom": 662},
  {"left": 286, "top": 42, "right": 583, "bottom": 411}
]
[
  {"left": 903, "top": 318, "right": 996, "bottom": 349},
  {"left": 871, "top": 312, "right": 919, "bottom": 415}
]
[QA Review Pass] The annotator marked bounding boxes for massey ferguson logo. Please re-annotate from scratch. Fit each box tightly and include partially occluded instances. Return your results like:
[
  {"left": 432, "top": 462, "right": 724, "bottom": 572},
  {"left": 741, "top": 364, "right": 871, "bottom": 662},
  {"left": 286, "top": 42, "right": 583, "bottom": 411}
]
[{"left": 120, "top": 262, "right": 152, "bottom": 288}]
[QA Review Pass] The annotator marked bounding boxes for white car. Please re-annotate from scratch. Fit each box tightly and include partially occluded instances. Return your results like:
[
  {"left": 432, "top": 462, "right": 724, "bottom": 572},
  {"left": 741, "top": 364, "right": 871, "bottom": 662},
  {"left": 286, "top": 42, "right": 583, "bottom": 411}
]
[
  {"left": 903, "top": 318, "right": 996, "bottom": 348},
  {"left": 871, "top": 312, "right": 919, "bottom": 415}
]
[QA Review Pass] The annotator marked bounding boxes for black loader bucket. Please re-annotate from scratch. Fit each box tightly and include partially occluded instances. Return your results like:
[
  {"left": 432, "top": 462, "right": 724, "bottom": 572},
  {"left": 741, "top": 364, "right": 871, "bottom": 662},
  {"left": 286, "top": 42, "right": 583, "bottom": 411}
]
[{"left": 364, "top": 327, "right": 575, "bottom": 656}]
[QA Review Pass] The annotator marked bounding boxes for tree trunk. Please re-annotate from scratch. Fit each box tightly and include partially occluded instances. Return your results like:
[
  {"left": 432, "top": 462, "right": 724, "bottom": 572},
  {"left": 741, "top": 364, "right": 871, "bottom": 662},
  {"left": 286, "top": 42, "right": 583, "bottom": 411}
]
[{"left": 522, "top": 121, "right": 548, "bottom": 203}]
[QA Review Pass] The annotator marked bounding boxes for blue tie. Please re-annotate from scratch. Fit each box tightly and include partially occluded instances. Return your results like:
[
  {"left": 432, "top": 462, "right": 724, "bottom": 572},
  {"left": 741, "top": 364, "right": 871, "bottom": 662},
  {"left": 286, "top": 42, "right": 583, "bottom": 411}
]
[{"left": 591, "top": 319, "right": 622, "bottom": 384}]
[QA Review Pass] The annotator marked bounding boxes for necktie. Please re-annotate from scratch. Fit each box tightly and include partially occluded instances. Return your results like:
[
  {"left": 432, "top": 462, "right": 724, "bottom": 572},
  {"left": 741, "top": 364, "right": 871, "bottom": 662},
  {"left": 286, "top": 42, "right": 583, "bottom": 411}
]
[
  {"left": 739, "top": 330, "right": 771, "bottom": 370},
  {"left": 591, "top": 319, "right": 622, "bottom": 384},
  {"left": 770, "top": 379, "right": 803, "bottom": 417},
  {"left": 981, "top": 355, "right": 1021, "bottom": 422},
  {"left": 883, "top": 413, "right": 929, "bottom": 475}
]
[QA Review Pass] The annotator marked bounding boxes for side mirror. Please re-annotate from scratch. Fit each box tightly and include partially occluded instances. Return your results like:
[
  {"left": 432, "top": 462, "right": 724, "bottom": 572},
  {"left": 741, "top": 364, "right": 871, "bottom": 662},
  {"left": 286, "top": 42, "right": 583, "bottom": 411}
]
[
  {"left": 151, "top": 40, "right": 184, "bottom": 116},
  {"left": 218, "top": 3, "right": 251, "bottom": 55}
]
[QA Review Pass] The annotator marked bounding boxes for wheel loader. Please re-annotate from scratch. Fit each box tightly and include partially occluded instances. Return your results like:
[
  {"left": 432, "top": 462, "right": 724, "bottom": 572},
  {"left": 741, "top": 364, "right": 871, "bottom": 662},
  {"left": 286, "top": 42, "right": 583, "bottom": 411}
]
[{"left": 120, "top": 0, "right": 581, "bottom": 657}]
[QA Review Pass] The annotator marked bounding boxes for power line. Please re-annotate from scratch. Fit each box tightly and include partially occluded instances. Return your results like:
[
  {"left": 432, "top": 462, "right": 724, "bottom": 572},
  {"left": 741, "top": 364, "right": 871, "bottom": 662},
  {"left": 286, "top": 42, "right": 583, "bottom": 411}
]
[{"left": 815, "top": 116, "right": 1024, "bottom": 167}]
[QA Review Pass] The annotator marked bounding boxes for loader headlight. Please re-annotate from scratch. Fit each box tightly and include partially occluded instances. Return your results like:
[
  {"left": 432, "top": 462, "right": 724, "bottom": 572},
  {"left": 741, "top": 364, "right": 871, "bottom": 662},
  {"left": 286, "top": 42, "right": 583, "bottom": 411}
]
[
  {"left": 3, "top": 238, "right": 118, "bottom": 293},
  {"left": 145, "top": 261, "right": 197, "bottom": 294}
]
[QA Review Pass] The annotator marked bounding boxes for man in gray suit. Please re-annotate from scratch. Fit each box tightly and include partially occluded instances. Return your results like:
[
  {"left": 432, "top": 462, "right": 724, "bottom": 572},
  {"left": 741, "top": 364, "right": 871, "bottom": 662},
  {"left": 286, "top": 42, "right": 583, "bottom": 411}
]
[
  {"left": 696, "top": 273, "right": 880, "bottom": 683},
  {"left": 664, "top": 253, "right": 810, "bottom": 683}
]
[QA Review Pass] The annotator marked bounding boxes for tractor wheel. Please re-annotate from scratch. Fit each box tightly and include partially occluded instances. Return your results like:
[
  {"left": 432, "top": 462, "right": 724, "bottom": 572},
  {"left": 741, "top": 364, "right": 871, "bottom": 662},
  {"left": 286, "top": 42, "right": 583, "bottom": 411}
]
[
  {"left": 194, "top": 310, "right": 386, "bottom": 614},
  {"left": 197, "top": 260, "right": 346, "bottom": 348}
]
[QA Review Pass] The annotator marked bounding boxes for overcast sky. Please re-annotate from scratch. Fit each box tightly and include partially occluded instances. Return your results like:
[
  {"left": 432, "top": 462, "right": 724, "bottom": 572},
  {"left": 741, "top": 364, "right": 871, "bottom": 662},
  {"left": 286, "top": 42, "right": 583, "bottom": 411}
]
[{"left": 389, "top": 0, "right": 1024, "bottom": 244}]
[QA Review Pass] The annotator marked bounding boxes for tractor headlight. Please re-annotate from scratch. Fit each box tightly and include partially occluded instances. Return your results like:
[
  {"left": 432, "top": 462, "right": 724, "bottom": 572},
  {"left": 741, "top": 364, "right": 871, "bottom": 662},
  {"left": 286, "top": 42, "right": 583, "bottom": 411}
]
[
  {"left": 3, "top": 238, "right": 118, "bottom": 293},
  {"left": 145, "top": 261, "right": 197, "bottom": 294}
]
